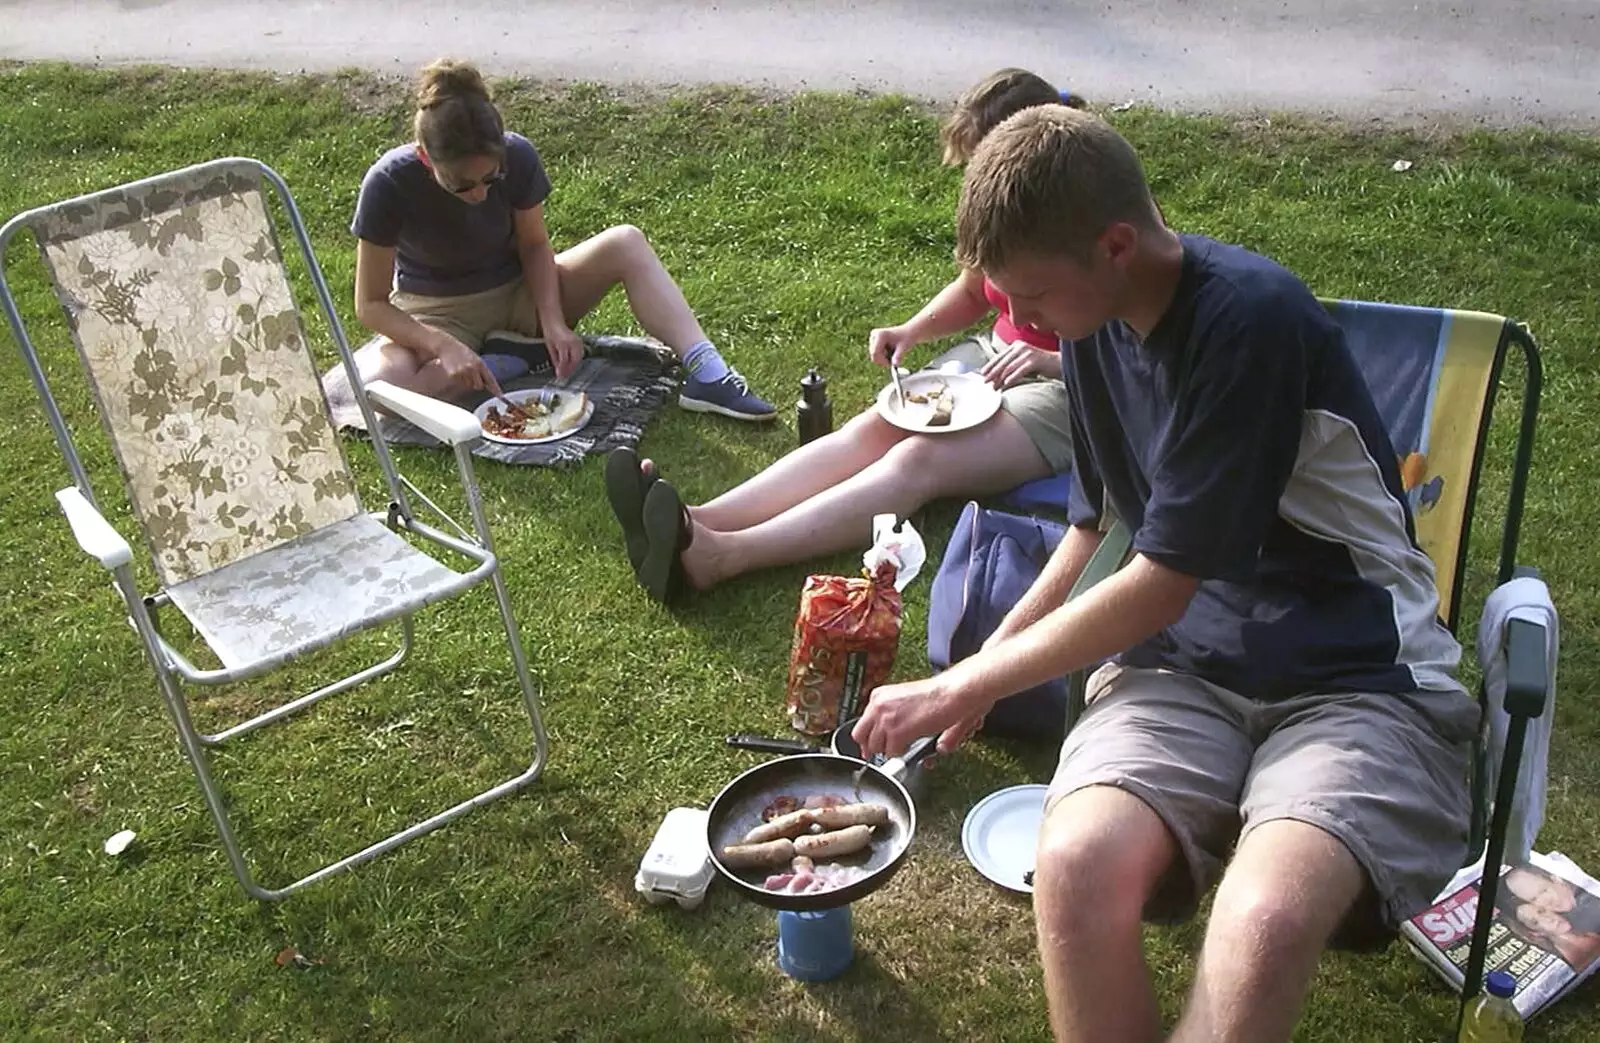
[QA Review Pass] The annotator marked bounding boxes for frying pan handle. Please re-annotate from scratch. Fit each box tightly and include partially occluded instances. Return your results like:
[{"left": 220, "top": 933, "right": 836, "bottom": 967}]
[
  {"left": 725, "top": 733, "right": 820, "bottom": 755},
  {"left": 879, "top": 735, "right": 939, "bottom": 781}
]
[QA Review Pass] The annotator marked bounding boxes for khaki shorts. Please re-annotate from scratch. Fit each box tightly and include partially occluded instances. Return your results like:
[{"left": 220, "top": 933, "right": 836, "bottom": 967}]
[
  {"left": 952, "top": 333, "right": 1073, "bottom": 473},
  {"left": 1046, "top": 663, "right": 1479, "bottom": 946},
  {"left": 390, "top": 278, "right": 539, "bottom": 353}
]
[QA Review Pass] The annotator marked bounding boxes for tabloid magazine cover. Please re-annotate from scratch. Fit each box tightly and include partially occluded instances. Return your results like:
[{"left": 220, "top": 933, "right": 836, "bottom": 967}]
[{"left": 1401, "top": 850, "right": 1600, "bottom": 1020}]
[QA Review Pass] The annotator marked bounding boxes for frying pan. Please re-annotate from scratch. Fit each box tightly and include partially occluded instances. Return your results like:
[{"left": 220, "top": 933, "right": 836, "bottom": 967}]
[
  {"left": 705, "top": 738, "right": 938, "bottom": 912},
  {"left": 726, "top": 717, "right": 932, "bottom": 797}
]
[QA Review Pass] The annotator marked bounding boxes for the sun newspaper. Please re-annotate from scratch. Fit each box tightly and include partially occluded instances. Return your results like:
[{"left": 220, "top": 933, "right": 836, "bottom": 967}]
[{"left": 1401, "top": 850, "right": 1600, "bottom": 1020}]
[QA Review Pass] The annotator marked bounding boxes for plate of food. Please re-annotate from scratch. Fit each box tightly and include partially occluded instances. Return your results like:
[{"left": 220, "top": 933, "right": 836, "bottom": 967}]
[
  {"left": 474, "top": 387, "right": 593, "bottom": 445},
  {"left": 876, "top": 371, "right": 1002, "bottom": 435}
]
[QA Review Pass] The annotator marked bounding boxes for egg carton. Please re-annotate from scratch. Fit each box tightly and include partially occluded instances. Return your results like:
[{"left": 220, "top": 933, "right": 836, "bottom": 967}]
[{"left": 634, "top": 806, "right": 715, "bottom": 911}]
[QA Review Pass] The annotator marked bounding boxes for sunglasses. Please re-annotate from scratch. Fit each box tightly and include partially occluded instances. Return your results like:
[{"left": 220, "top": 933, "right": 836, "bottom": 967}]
[{"left": 443, "top": 168, "right": 506, "bottom": 195}]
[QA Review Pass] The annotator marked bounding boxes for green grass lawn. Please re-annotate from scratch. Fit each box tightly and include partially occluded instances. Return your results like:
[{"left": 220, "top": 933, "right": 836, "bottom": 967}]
[{"left": 1, "top": 63, "right": 1597, "bottom": 1042}]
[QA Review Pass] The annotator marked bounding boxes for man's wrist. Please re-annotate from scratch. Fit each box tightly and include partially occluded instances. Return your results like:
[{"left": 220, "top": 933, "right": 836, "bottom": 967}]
[{"left": 938, "top": 657, "right": 992, "bottom": 718}]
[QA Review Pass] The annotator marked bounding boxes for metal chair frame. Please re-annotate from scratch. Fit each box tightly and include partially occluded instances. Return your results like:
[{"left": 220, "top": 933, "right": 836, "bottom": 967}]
[{"left": 0, "top": 157, "right": 550, "bottom": 900}]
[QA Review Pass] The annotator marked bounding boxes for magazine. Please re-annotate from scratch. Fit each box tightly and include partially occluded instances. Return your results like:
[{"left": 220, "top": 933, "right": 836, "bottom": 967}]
[{"left": 1401, "top": 850, "right": 1600, "bottom": 1020}]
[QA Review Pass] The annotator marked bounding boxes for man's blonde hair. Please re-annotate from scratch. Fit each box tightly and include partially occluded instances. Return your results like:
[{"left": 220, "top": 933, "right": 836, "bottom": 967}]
[{"left": 955, "top": 106, "right": 1158, "bottom": 272}]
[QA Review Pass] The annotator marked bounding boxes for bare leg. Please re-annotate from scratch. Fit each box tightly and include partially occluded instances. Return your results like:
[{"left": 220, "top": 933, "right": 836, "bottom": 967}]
[
  {"left": 1034, "top": 785, "right": 1178, "bottom": 1043},
  {"left": 554, "top": 224, "right": 707, "bottom": 353},
  {"left": 1171, "top": 820, "right": 1366, "bottom": 1043},
  {"left": 682, "top": 409, "right": 1050, "bottom": 587},
  {"left": 321, "top": 338, "right": 463, "bottom": 428},
  {"left": 692, "top": 408, "right": 911, "bottom": 532}
]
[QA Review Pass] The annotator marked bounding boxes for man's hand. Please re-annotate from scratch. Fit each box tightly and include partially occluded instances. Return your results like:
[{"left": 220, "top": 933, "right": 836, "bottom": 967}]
[
  {"left": 543, "top": 324, "right": 586, "bottom": 381},
  {"left": 980, "top": 341, "right": 1059, "bottom": 389},
  {"left": 853, "top": 674, "right": 983, "bottom": 760},
  {"left": 430, "top": 332, "right": 502, "bottom": 396},
  {"left": 868, "top": 324, "right": 918, "bottom": 368}
]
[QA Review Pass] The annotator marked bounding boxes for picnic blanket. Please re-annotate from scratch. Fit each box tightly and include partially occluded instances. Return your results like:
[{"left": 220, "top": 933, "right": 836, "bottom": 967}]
[{"left": 329, "top": 334, "right": 679, "bottom": 467}]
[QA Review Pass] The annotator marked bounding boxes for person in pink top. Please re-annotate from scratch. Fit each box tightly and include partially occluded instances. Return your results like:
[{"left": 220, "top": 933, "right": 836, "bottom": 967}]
[{"left": 607, "top": 70, "right": 1085, "bottom": 602}]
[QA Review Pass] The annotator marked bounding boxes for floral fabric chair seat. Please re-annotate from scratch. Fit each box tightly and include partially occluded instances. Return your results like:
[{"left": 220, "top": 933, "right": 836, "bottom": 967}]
[{"left": 167, "top": 513, "right": 469, "bottom": 672}]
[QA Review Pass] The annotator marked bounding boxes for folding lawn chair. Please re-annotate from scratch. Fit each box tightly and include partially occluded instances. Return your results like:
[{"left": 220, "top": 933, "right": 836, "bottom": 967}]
[
  {"left": 1060, "top": 298, "right": 1545, "bottom": 1025},
  {"left": 0, "top": 157, "right": 550, "bottom": 900}
]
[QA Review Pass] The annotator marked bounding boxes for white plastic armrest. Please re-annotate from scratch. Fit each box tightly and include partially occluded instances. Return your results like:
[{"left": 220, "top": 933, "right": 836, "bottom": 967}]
[
  {"left": 365, "top": 380, "right": 482, "bottom": 446},
  {"left": 56, "top": 487, "right": 132, "bottom": 570}
]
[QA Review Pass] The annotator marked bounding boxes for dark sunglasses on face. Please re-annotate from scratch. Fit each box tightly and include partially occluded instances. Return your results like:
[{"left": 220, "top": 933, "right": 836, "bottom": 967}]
[{"left": 445, "top": 168, "right": 506, "bottom": 194}]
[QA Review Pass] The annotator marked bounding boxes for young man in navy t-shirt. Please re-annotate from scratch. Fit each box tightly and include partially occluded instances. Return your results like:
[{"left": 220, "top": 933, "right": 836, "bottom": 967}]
[{"left": 853, "top": 107, "right": 1478, "bottom": 1043}]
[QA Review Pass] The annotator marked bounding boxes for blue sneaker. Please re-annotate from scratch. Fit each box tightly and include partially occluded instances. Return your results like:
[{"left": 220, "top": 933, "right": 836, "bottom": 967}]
[
  {"left": 480, "top": 353, "right": 530, "bottom": 385},
  {"left": 679, "top": 369, "right": 777, "bottom": 422}
]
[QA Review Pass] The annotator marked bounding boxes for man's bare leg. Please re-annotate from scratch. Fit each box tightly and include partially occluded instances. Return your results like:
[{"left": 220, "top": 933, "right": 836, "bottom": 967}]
[
  {"left": 1035, "top": 785, "right": 1177, "bottom": 1043},
  {"left": 681, "top": 410, "right": 1050, "bottom": 587},
  {"left": 1171, "top": 819, "right": 1366, "bottom": 1043}
]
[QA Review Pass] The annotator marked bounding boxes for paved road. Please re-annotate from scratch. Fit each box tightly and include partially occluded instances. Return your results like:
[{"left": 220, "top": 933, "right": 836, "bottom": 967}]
[{"left": 3, "top": 1, "right": 1598, "bottom": 128}]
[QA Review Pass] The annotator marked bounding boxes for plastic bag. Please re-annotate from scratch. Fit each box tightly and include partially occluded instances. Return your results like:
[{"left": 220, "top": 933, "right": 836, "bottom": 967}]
[
  {"left": 783, "top": 517, "right": 924, "bottom": 735},
  {"left": 862, "top": 514, "right": 925, "bottom": 592}
]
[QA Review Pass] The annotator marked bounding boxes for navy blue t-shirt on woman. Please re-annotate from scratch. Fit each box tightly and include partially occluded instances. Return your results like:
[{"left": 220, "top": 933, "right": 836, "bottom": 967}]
[
  {"left": 350, "top": 131, "right": 552, "bottom": 297},
  {"left": 1063, "top": 235, "right": 1462, "bottom": 701}
]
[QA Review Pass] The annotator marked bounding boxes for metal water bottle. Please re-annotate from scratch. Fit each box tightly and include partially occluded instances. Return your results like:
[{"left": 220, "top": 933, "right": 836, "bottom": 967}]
[{"left": 796, "top": 367, "right": 833, "bottom": 445}]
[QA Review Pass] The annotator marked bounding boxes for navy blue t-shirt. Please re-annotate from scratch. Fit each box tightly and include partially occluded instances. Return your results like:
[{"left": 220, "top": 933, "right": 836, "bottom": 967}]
[
  {"left": 1063, "top": 235, "right": 1462, "bottom": 700},
  {"left": 350, "top": 131, "right": 552, "bottom": 297}
]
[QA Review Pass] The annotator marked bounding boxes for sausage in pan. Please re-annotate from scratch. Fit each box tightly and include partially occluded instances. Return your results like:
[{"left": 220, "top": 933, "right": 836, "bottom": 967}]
[
  {"left": 808, "top": 802, "right": 890, "bottom": 831},
  {"left": 720, "top": 837, "right": 796, "bottom": 869},
  {"left": 793, "top": 824, "right": 873, "bottom": 860},
  {"left": 742, "top": 808, "right": 816, "bottom": 845}
]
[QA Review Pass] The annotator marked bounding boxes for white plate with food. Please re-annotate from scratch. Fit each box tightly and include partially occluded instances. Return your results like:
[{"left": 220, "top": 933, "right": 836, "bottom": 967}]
[
  {"left": 876, "top": 371, "right": 1003, "bottom": 435},
  {"left": 962, "top": 783, "right": 1048, "bottom": 895},
  {"left": 475, "top": 387, "right": 593, "bottom": 445}
]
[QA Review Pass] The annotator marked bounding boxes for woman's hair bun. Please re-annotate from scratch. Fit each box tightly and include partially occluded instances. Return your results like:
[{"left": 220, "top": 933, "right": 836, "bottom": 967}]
[{"left": 417, "top": 58, "right": 491, "bottom": 110}]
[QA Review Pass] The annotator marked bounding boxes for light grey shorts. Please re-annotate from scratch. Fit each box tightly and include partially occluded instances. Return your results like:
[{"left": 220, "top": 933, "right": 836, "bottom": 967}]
[{"left": 1046, "top": 663, "right": 1480, "bottom": 946}]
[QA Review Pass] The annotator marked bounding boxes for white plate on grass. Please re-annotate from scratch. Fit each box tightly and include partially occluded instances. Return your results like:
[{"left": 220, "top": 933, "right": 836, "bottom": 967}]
[
  {"left": 876, "top": 371, "right": 1002, "bottom": 435},
  {"left": 474, "top": 387, "right": 594, "bottom": 446},
  {"left": 962, "top": 783, "right": 1048, "bottom": 894}
]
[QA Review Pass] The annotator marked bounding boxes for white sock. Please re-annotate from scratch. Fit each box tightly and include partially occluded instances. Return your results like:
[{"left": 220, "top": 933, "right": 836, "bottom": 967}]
[{"left": 683, "top": 341, "right": 730, "bottom": 382}]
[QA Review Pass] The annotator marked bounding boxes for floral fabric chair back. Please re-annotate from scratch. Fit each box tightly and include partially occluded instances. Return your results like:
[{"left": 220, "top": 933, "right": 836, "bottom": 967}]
[{"left": 33, "top": 165, "right": 360, "bottom": 587}]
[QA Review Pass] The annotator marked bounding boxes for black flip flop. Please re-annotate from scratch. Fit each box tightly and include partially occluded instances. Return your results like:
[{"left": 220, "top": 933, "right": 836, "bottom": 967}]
[
  {"left": 638, "top": 479, "right": 690, "bottom": 604},
  {"left": 604, "top": 447, "right": 659, "bottom": 575}
]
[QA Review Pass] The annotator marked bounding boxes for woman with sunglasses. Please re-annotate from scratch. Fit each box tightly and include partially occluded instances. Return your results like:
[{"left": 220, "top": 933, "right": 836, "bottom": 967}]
[{"left": 328, "top": 58, "right": 775, "bottom": 423}]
